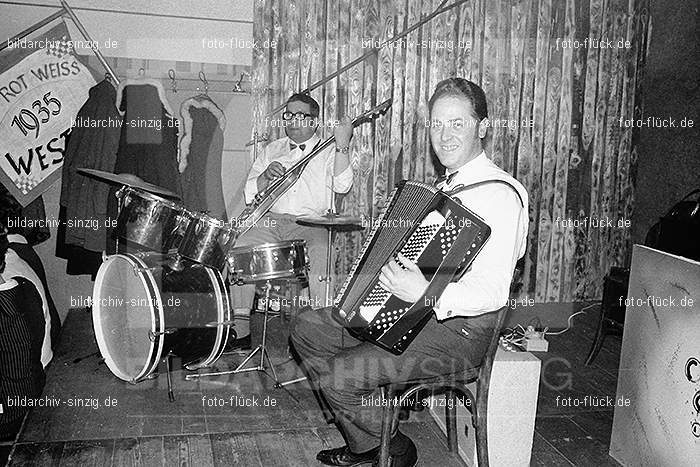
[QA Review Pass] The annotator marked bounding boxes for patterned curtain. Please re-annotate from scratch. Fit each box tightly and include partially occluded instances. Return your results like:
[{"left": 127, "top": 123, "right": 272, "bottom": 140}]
[{"left": 251, "top": 0, "right": 652, "bottom": 302}]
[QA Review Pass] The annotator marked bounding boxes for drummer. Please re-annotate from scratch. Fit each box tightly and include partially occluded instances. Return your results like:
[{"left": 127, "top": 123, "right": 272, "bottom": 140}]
[{"left": 229, "top": 93, "right": 354, "bottom": 350}]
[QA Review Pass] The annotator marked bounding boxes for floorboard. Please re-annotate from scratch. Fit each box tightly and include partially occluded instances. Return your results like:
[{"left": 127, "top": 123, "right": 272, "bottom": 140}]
[
  {"left": 5, "top": 442, "right": 62, "bottom": 467},
  {"left": 58, "top": 439, "right": 114, "bottom": 467},
  {"left": 254, "top": 430, "right": 323, "bottom": 467},
  {"left": 210, "top": 432, "right": 263, "bottom": 467},
  {"left": 6, "top": 306, "right": 628, "bottom": 466},
  {"left": 134, "top": 436, "right": 164, "bottom": 467},
  {"left": 111, "top": 438, "right": 140, "bottom": 467}
]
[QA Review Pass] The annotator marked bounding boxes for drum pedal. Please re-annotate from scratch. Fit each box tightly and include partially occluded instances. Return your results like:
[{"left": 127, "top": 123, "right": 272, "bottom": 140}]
[
  {"left": 148, "top": 329, "right": 176, "bottom": 341},
  {"left": 133, "top": 265, "right": 160, "bottom": 274},
  {"left": 206, "top": 320, "right": 236, "bottom": 327}
]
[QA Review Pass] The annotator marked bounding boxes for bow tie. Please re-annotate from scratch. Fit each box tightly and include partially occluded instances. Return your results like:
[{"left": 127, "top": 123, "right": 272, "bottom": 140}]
[
  {"left": 290, "top": 143, "right": 306, "bottom": 151},
  {"left": 434, "top": 171, "right": 458, "bottom": 187}
]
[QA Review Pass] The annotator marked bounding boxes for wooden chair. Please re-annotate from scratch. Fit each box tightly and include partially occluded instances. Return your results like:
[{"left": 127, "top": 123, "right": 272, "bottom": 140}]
[
  {"left": 585, "top": 267, "right": 629, "bottom": 366},
  {"left": 377, "top": 306, "right": 509, "bottom": 467}
]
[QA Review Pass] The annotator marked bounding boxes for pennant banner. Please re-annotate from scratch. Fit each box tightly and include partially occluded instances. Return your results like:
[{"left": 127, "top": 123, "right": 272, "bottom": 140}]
[{"left": 0, "top": 22, "right": 95, "bottom": 206}]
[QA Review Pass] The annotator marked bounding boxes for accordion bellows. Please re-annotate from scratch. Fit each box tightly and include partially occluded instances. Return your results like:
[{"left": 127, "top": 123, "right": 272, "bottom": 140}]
[{"left": 333, "top": 180, "right": 491, "bottom": 354}]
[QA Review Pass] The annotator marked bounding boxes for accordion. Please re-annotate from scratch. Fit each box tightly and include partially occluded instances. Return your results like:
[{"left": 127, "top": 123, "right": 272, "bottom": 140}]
[{"left": 333, "top": 180, "right": 491, "bottom": 354}]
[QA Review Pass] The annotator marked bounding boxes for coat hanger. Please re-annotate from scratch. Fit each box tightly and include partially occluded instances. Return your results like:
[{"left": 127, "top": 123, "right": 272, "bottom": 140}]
[
  {"left": 195, "top": 71, "right": 211, "bottom": 100},
  {"left": 232, "top": 73, "right": 248, "bottom": 93},
  {"left": 168, "top": 69, "right": 177, "bottom": 93},
  {"left": 102, "top": 72, "right": 118, "bottom": 89}
]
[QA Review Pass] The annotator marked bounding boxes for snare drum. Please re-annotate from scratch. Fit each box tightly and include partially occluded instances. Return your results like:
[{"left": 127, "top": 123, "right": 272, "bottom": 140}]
[
  {"left": 226, "top": 240, "right": 308, "bottom": 283},
  {"left": 115, "top": 187, "right": 191, "bottom": 252},
  {"left": 177, "top": 212, "right": 238, "bottom": 271},
  {"left": 92, "top": 253, "right": 231, "bottom": 383}
]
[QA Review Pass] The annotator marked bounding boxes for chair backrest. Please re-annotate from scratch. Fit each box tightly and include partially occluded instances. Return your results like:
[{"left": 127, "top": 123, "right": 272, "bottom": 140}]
[{"left": 477, "top": 306, "right": 509, "bottom": 385}]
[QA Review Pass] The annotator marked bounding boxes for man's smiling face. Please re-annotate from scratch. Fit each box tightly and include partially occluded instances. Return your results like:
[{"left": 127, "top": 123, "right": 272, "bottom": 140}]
[{"left": 429, "top": 95, "right": 487, "bottom": 170}]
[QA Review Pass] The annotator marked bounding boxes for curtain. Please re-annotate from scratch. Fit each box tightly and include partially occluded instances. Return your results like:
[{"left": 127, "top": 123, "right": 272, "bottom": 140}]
[{"left": 252, "top": 0, "right": 652, "bottom": 302}]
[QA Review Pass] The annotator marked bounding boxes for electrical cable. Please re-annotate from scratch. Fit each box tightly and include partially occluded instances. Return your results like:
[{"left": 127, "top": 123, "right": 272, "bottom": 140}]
[{"left": 544, "top": 302, "right": 600, "bottom": 336}]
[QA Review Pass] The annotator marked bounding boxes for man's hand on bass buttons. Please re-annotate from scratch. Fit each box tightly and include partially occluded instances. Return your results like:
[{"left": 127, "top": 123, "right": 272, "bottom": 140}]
[{"left": 378, "top": 253, "right": 428, "bottom": 303}]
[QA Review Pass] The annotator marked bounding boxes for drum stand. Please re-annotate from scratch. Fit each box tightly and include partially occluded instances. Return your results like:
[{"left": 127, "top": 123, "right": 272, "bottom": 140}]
[
  {"left": 165, "top": 353, "right": 175, "bottom": 402},
  {"left": 275, "top": 193, "right": 339, "bottom": 389},
  {"left": 139, "top": 353, "right": 176, "bottom": 402},
  {"left": 186, "top": 280, "right": 279, "bottom": 385}
]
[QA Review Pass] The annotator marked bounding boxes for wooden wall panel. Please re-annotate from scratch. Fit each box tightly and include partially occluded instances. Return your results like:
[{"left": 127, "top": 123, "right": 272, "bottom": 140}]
[
  {"left": 252, "top": 0, "right": 651, "bottom": 302},
  {"left": 470, "top": 0, "right": 484, "bottom": 85},
  {"left": 558, "top": 0, "right": 576, "bottom": 301},
  {"left": 456, "top": 0, "right": 473, "bottom": 78},
  {"left": 548, "top": 0, "right": 572, "bottom": 302},
  {"left": 401, "top": 0, "right": 420, "bottom": 180},
  {"left": 515, "top": 0, "right": 537, "bottom": 293},
  {"left": 388, "top": 0, "right": 405, "bottom": 208},
  {"left": 531, "top": 0, "right": 551, "bottom": 302},
  {"left": 373, "top": 0, "right": 394, "bottom": 210}
]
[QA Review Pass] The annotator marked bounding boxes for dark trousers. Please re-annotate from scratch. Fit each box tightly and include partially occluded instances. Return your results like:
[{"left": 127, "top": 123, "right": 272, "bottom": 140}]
[{"left": 290, "top": 307, "right": 497, "bottom": 453}]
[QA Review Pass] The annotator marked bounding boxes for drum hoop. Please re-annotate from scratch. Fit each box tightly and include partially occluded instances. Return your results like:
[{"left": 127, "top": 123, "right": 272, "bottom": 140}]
[
  {"left": 190, "top": 212, "right": 230, "bottom": 226},
  {"left": 92, "top": 254, "right": 164, "bottom": 383},
  {"left": 185, "top": 267, "right": 231, "bottom": 369},
  {"left": 228, "top": 239, "right": 307, "bottom": 253},
  {"left": 138, "top": 255, "right": 166, "bottom": 382},
  {"left": 239, "top": 268, "right": 305, "bottom": 282},
  {"left": 122, "top": 187, "right": 184, "bottom": 210}
]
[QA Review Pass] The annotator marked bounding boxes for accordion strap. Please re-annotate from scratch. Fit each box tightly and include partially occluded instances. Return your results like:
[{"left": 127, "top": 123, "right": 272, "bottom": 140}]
[{"left": 445, "top": 179, "right": 525, "bottom": 208}]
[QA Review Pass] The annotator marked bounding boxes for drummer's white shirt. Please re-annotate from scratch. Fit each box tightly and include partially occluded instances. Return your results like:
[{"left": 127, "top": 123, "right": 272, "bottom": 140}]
[{"left": 244, "top": 134, "right": 354, "bottom": 217}]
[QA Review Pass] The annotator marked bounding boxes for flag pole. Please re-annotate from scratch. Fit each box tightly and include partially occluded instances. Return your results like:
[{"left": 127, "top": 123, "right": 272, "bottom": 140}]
[
  {"left": 1, "top": 2, "right": 120, "bottom": 85},
  {"left": 60, "top": 0, "right": 120, "bottom": 84}
]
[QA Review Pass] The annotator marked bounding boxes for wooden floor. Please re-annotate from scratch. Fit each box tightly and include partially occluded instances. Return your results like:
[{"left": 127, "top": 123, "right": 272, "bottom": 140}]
[
  {"left": 2, "top": 303, "right": 623, "bottom": 466},
  {"left": 3, "top": 308, "right": 464, "bottom": 467},
  {"left": 529, "top": 305, "right": 622, "bottom": 466}
]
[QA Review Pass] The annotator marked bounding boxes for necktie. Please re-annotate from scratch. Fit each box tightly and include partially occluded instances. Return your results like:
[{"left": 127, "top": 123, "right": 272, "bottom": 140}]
[
  {"left": 434, "top": 171, "right": 458, "bottom": 187},
  {"left": 290, "top": 143, "right": 306, "bottom": 151}
]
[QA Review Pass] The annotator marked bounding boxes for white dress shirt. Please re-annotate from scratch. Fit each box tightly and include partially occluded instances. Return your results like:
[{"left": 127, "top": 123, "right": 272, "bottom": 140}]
[
  {"left": 3, "top": 248, "right": 53, "bottom": 367},
  {"left": 244, "top": 134, "right": 354, "bottom": 217},
  {"left": 433, "top": 151, "right": 529, "bottom": 319}
]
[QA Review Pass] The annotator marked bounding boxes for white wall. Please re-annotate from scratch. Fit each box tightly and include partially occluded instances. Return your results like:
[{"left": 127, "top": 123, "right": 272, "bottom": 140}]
[{"left": 2, "top": 0, "right": 253, "bottom": 64}]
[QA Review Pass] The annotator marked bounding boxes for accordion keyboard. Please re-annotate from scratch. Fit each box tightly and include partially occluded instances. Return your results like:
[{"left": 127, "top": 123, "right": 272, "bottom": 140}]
[
  {"left": 358, "top": 210, "right": 446, "bottom": 322},
  {"left": 333, "top": 180, "right": 491, "bottom": 354}
]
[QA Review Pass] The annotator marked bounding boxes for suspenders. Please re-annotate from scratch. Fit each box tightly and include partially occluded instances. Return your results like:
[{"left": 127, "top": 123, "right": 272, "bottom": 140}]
[{"left": 444, "top": 179, "right": 525, "bottom": 208}]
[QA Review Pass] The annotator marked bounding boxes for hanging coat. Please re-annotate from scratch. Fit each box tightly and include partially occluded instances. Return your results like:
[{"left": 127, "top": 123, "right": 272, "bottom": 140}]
[
  {"left": 56, "top": 78, "right": 120, "bottom": 276},
  {"left": 179, "top": 96, "right": 227, "bottom": 220},
  {"left": 106, "top": 78, "right": 182, "bottom": 252}
]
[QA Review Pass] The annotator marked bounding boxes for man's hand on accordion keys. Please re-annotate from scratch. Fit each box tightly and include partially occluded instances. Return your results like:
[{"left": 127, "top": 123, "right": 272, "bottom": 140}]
[{"left": 377, "top": 253, "right": 429, "bottom": 303}]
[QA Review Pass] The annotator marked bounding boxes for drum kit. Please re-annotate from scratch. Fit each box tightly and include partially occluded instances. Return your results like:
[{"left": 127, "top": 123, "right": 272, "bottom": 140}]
[{"left": 82, "top": 168, "right": 363, "bottom": 394}]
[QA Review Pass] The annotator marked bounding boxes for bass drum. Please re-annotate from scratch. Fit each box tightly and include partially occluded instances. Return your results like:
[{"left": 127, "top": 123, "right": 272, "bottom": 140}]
[{"left": 92, "top": 253, "right": 231, "bottom": 383}]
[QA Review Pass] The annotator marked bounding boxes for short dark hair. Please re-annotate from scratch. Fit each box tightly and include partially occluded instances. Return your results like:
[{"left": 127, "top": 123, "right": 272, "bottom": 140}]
[
  {"left": 287, "top": 93, "right": 320, "bottom": 117},
  {"left": 0, "top": 222, "right": 8, "bottom": 274},
  {"left": 429, "top": 77, "right": 488, "bottom": 121}
]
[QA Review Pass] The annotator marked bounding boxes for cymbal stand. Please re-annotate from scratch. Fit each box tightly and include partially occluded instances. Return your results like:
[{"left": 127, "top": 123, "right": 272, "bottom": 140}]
[
  {"left": 278, "top": 172, "right": 338, "bottom": 389},
  {"left": 113, "top": 186, "right": 125, "bottom": 254},
  {"left": 186, "top": 280, "right": 279, "bottom": 385},
  {"left": 320, "top": 172, "right": 337, "bottom": 307}
]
